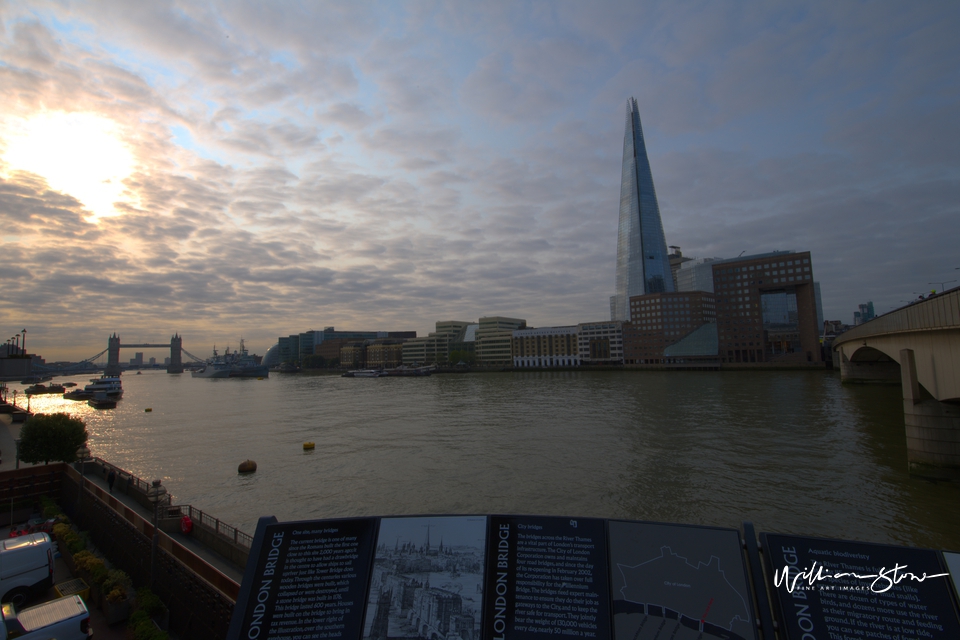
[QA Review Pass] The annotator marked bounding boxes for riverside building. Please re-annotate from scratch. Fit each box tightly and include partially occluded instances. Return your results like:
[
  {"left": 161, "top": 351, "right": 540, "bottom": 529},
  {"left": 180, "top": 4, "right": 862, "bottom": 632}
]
[
  {"left": 476, "top": 316, "right": 526, "bottom": 366},
  {"left": 610, "top": 97, "right": 674, "bottom": 321},
  {"left": 512, "top": 326, "right": 580, "bottom": 368},
  {"left": 401, "top": 321, "right": 471, "bottom": 365},
  {"left": 712, "top": 250, "right": 822, "bottom": 364},
  {"left": 622, "top": 291, "right": 716, "bottom": 364},
  {"left": 577, "top": 321, "right": 624, "bottom": 365}
]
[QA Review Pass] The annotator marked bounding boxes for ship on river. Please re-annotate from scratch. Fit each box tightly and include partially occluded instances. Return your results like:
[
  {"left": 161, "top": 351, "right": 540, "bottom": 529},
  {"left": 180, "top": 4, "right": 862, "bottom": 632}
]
[{"left": 193, "top": 340, "right": 268, "bottom": 379}]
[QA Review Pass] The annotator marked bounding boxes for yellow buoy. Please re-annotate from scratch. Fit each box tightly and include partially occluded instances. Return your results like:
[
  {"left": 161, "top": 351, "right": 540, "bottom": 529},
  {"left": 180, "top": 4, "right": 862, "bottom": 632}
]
[
  {"left": 145, "top": 408, "right": 152, "bottom": 412},
  {"left": 238, "top": 460, "right": 257, "bottom": 473},
  {"left": 303, "top": 442, "right": 315, "bottom": 450}
]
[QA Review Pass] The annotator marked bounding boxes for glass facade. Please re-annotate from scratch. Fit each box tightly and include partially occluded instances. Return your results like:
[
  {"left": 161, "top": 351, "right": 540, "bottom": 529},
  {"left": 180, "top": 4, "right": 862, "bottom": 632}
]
[{"left": 612, "top": 97, "right": 673, "bottom": 321}]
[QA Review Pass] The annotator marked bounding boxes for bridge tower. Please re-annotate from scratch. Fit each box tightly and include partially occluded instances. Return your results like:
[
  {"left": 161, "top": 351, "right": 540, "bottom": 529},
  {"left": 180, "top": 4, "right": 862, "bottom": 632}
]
[
  {"left": 105, "top": 333, "right": 122, "bottom": 376},
  {"left": 168, "top": 334, "right": 184, "bottom": 374}
]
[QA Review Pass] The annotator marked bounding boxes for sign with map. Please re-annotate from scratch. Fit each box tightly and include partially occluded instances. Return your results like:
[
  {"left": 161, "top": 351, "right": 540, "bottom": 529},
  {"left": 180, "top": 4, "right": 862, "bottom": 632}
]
[{"left": 608, "top": 521, "right": 756, "bottom": 640}]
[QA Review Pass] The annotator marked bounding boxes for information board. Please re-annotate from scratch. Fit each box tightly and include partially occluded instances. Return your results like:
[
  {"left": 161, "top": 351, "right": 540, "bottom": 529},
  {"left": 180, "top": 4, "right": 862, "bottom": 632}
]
[
  {"left": 228, "top": 515, "right": 759, "bottom": 640},
  {"left": 762, "top": 533, "right": 960, "bottom": 640}
]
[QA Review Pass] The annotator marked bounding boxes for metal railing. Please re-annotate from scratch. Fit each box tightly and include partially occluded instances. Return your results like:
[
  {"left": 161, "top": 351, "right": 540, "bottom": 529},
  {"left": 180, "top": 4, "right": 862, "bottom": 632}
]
[
  {"left": 92, "top": 457, "right": 253, "bottom": 548},
  {"left": 166, "top": 504, "right": 254, "bottom": 548}
]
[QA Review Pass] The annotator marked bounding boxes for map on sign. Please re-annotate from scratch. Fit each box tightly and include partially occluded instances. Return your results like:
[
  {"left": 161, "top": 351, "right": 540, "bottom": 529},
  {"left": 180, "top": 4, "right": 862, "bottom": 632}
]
[{"left": 608, "top": 522, "right": 755, "bottom": 640}]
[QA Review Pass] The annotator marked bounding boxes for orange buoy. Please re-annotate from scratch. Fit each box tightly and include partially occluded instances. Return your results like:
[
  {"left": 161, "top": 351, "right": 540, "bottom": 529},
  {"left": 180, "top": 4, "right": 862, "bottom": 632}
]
[
  {"left": 238, "top": 460, "right": 257, "bottom": 473},
  {"left": 180, "top": 515, "right": 193, "bottom": 534}
]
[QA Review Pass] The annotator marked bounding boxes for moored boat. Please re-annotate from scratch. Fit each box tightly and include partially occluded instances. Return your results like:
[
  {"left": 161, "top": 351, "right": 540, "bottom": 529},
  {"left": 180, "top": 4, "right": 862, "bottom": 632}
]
[
  {"left": 87, "top": 394, "right": 117, "bottom": 409},
  {"left": 84, "top": 375, "right": 123, "bottom": 398},
  {"left": 63, "top": 389, "right": 94, "bottom": 401},
  {"left": 194, "top": 340, "right": 269, "bottom": 379}
]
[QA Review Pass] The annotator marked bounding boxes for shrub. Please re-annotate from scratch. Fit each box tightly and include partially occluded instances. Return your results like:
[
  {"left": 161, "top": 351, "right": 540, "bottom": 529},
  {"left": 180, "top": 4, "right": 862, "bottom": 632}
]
[
  {"left": 89, "top": 563, "right": 108, "bottom": 587},
  {"left": 52, "top": 523, "right": 72, "bottom": 540},
  {"left": 106, "top": 587, "right": 127, "bottom": 603},
  {"left": 72, "top": 550, "right": 97, "bottom": 570},
  {"left": 136, "top": 587, "right": 168, "bottom": 618},
  {"left": 101, "top": 569, "right": 131, "bottom": 596},
  {"left": 129, "top": 609, "right": 169, "bottom": 640},
  {"left": 66, "top": 534, "right": 86, "bottom": 554}
]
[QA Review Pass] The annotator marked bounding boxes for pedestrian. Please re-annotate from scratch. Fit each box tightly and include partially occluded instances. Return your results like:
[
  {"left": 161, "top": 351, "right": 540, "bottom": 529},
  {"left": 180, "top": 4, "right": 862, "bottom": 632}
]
[{"left": 107, "top": 468, "right": 116, "bottom": 493}]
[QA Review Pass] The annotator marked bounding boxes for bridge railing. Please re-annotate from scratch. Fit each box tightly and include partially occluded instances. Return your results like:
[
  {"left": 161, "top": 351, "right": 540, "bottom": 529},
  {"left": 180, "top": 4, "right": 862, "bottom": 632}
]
[{"left": 836, "top": 288, "right": 959, "bottom": 345}]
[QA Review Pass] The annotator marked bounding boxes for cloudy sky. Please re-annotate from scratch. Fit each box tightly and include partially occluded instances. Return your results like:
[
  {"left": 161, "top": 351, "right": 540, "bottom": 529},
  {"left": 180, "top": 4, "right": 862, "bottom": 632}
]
[{"left": 1, "top": 1, "right": 957, "bottom": 361}]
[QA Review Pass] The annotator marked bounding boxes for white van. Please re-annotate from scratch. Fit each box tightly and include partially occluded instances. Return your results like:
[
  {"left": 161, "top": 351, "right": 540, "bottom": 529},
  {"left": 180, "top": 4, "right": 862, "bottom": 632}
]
[
  {"left": 0, "top": 534, "right": 54, "bottom": 608},
  {"left": 0, "top": 595, "right": 92, "bottom": 640}
]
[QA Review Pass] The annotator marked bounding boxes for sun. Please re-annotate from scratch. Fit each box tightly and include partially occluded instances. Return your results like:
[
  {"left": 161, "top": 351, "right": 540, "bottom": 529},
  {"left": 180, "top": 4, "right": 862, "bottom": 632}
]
[{"left": 2, "top": 111, "right": 136, "bottom": 220}]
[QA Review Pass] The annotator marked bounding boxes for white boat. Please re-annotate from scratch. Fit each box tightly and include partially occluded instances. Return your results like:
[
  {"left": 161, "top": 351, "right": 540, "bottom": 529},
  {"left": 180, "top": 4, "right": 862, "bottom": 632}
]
[
  {"left": 84, "top": 375, "right": 123, "bottom": 398},
  {"left": 345, "top": 369, "right": 383, "bottom": 377}
]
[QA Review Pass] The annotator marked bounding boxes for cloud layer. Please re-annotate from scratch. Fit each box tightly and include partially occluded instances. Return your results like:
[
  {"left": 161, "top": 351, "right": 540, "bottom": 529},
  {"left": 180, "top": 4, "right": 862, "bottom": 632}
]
[{"left": 1, "top": 1, "right": 958, "bottom": 360}]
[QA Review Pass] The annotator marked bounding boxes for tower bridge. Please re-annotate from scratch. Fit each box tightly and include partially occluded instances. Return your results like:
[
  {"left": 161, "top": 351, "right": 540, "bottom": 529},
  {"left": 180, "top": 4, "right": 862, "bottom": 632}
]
[
  {"left": 104, "top": 333, "right": 203, "bottom": 375},
  {"left": 833, "top": 287, "right": 960, "bottom": 478}
]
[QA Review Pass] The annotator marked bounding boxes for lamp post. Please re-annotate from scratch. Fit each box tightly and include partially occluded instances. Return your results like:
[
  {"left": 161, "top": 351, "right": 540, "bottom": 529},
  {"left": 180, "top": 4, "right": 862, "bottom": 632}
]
[
  {"left": 76, "top": 445, "right": 90, "bottom": 516},
  {"left": 147, "top": 479, "right": 167, "bottom": 588},
  {"left": 928, "top": 280, "right": 957, "bottom": 293}
]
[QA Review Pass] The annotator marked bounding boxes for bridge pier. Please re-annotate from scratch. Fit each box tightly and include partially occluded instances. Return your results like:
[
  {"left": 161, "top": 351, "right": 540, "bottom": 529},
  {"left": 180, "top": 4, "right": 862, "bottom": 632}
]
[{"left": 900, "top": 349, "right": 960, "bottom": 479}]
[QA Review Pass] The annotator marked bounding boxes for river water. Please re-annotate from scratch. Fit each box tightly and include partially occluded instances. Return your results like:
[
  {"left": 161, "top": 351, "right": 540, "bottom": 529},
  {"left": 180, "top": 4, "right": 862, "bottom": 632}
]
[{"left": 10, "top": 369, "right": 960, "bottom": 551}]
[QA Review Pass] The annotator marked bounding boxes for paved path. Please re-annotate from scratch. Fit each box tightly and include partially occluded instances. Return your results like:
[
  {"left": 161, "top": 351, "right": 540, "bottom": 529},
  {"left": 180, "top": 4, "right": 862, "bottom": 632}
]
[
  {"left": 0, "top": 413, "right": 246, "bottom": 585},
  {"left": 79, "top": 461, "right": 246, "bottom": 585}
]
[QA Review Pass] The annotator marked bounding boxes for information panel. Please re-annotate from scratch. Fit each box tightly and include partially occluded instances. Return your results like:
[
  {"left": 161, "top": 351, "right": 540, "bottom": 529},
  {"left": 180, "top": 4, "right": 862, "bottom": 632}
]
[
  {"left": 762, "top": 533, "right": 960, "bottom": 640},
  {"left": 232, "top": 517, "right": 378, "bottom": 640},
  {"left": 484, "top": 515, "right": 610, "bottom": 640}
]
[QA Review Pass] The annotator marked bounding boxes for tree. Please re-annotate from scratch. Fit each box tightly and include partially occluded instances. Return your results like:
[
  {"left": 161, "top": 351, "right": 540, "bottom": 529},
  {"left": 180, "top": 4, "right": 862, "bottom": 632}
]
[{"left": 19, "top": 413, "right": 89, "bottom": 465}]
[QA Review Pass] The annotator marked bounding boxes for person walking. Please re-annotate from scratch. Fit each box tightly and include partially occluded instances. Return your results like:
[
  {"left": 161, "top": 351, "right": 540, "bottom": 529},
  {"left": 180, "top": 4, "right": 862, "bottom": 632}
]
[{"left": 107, "top": 468, "right": 116, "bottom": 493}]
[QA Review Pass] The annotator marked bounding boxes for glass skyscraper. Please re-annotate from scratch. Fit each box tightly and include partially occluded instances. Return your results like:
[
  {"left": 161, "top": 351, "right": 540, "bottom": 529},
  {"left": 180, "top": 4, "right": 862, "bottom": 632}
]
[{"left": 611, "top": 97, "right": 673, "bottom": 321}]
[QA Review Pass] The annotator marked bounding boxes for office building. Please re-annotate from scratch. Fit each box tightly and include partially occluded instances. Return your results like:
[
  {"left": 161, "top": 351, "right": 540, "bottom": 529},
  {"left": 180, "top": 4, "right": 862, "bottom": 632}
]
[
  {"left": 622, "top": 291, "right": 716, "bottom": 364},
  {"left": 512, "top": 326, "right": 580, "bottom": 368},
  {"left": 402, "top": 321, "right": 472, "bottom": 365},
  {"left": 610, "top": 97, "right": 674, "bottom": 321},
  {"left": 476, "top": 317, "right": 526, "bottom": 366},
  {"left": 578, "top": 321, "right": 624, "bottom": 365},
  {"left": 676, "top": 257, "right": 722, "bottom": 293},
  {"left": 712, "top": 251, "right": 821, "bottom": 364},
  {"left": 853, "top": 302, "right": 875, "bottom": 325},
  {"left": 366, "top": 341, "right": 405, "bottom": 369}
]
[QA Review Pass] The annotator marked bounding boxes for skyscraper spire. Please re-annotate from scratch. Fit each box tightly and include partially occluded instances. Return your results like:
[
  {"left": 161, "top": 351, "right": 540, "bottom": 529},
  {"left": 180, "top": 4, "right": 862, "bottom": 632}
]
[{"left": 611, "top": 97, "right": 673, "bottom": 321}]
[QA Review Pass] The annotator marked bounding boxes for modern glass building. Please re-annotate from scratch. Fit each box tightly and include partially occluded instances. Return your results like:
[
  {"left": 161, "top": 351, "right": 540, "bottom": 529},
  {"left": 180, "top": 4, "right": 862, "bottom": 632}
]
[{"left": 611, "top": 97, "right": 674, "bottom": 321}]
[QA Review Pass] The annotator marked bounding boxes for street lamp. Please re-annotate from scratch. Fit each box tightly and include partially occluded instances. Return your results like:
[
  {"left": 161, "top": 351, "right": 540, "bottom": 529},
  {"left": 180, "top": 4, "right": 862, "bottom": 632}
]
[
  {"left": 147, "top": 479, "right": 167, "bottom": 588},
  {"left": 76, "top": 445, "right": 90, "bottom": 516},
  {"left": 928, "top": 280, "right": 957, "bottom": 293}
]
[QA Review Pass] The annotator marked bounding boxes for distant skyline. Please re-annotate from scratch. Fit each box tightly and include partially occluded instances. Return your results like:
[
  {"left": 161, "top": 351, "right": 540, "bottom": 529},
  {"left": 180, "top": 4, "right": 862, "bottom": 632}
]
[{"left": 1, "top": 2, "right": 958, "bottom": 361}]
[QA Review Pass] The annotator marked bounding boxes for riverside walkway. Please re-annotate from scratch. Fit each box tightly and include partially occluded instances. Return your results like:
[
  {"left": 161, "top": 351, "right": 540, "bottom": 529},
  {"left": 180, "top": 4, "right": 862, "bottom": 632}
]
[{"left": 0, "top": 412, "right": 244, "bottom": 585}]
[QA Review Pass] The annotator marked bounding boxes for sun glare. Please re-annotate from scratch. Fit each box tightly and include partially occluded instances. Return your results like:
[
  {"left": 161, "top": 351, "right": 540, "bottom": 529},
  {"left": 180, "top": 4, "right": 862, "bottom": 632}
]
[{"left": 2, "top": 112, "right": 136, "bottom": 220}]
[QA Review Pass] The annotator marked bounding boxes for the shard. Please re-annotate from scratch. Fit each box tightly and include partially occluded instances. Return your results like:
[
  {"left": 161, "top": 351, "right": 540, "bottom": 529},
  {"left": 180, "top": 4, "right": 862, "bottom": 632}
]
[{"left": 610, "top": 97, "right": 673, "bottom": 321}]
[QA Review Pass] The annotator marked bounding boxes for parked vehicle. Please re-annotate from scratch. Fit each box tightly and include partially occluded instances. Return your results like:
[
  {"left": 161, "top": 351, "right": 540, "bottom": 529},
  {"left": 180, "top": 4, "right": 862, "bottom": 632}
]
[
  {"left": 0, "top": 534, "right": 54, "bottom": 608},
  {"left": 0, "top": 595, "right": 92, "bottom": 639}
]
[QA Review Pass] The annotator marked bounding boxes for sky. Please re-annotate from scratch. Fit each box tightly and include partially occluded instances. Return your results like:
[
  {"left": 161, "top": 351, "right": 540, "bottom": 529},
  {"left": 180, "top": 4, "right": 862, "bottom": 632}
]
[{"left": 1, "top": 1, "right": 958, "bottom": 362}]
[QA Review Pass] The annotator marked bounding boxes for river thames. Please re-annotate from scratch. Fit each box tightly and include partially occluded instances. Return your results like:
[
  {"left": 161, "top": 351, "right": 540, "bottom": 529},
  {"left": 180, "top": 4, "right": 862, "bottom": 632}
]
[{"left": 9, "top": 369, "right": 960, "bottom": 551}]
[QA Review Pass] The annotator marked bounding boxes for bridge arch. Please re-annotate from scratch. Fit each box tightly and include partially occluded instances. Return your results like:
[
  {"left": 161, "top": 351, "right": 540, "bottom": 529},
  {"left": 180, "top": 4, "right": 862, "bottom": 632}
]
[{"left": 833, "top": 288, "right": 960, "bottom": 477}]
